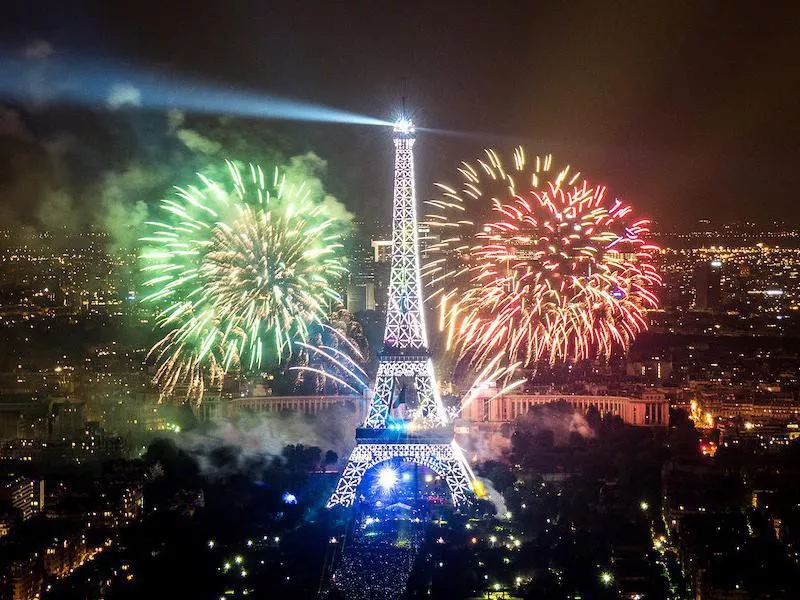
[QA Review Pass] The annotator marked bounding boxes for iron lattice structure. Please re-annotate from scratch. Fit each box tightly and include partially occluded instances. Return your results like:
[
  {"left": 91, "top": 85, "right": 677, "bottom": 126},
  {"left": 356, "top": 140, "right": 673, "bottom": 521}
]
[
  {"left": 327, "top": 120, "right": 474, "bottom": 508},
  {"left": 383, "top": 124, "right": 427, "bottom": 351},
  {"left": 328, "top": 441, "right": 473, "bottom": 507}
]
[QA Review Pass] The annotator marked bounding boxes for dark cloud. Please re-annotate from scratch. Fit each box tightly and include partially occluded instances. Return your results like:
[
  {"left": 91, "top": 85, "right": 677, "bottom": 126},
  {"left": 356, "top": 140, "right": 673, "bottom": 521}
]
[
  {"left": 3, "top": 2, "right": 800, "bottom": 227},
  {"left": 22, "top": 39, "right": 54, "bottom": 60},
  {"left": 0, "top": 106, "right": 33, "bottom": 140},
  {"left": 0, "top": 41, "right": 353, "bottom": 254}
]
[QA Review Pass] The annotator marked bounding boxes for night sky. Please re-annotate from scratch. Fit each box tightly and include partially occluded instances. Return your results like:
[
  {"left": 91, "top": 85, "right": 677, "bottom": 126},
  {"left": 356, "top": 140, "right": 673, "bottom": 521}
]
[{"left": 3, "top": 0, "right": 800, "bottom": 229}]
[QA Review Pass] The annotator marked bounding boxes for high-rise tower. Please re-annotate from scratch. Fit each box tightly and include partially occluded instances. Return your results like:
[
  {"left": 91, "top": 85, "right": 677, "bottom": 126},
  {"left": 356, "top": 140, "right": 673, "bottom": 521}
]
[{"left": 327, "top": 119, "right": 474, "bottom": 508}]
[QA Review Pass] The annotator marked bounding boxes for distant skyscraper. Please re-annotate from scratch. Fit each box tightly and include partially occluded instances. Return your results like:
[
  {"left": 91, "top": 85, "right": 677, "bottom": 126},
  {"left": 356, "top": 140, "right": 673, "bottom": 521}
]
[
  {"left": 0, "top": 475, "right": 38, "bottom": 521},
  {"left": 49, "top": 401, "right": 86, "bottom": 440},
  {"left": 693, "top": 259, "right": 722, "bottom": 310}
]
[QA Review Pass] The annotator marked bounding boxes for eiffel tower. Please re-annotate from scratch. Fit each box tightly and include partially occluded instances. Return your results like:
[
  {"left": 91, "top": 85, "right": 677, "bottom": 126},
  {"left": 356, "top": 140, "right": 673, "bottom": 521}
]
[{"left": 327, "top": 118, "right": 474, "bottom": 508}]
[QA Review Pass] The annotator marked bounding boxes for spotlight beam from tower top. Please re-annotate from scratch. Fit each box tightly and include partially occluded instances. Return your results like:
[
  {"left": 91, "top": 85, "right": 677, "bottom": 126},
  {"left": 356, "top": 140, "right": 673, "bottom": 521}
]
[{"left": 0, "top": 52, "right": 391, "bottom": 127}]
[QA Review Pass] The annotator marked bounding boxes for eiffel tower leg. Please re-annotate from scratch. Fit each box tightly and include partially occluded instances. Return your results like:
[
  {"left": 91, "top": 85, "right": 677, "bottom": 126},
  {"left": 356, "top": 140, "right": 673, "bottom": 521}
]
[
  {"left": 326, "top": 443, "right": 474, "bottom": 509},
  {"left": 414, "top": 358, "right": 447, "bottom": 424},
  {"left": 363, "top": 361, "right": 394, "bottom": 428},
  {"left": 326, "top": 446, "right": 370, "bottom": 508},
  {"left": 432, "top": 442, "right": 474, "bottom": 507}
]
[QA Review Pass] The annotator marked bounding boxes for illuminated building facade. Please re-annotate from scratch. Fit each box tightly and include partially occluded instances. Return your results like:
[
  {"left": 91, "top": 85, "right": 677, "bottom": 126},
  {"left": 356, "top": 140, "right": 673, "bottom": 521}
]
[
  {"left": 460, "top": 391, "right": 670, "bottom": 427},
  {"left": 197, "top": 395, "right": 362, "bottom": 422},
  {"left": 0, "top": 475, "right": 40, "bottom": 521}
]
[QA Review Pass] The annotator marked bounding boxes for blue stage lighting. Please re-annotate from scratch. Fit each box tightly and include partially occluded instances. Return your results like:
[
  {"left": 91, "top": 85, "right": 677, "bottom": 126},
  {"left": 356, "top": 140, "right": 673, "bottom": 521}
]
[
  {"left": 377, "top": 467, "right": 398, "bottom": 491},
  {"left": 282, "top": 492, "right": 298, "bottom": 505}
]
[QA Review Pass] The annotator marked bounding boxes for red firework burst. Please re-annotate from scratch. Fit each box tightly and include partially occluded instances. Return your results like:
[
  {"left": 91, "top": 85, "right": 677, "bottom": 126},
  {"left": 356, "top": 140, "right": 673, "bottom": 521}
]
[{"left": 424, "top": 148, "right": 661, "bottom": 368}]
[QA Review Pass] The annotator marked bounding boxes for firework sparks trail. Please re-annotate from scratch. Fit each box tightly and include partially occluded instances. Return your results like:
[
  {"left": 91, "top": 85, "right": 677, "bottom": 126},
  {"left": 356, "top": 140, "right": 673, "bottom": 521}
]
[
  {"left": 455, "top": 354, "right": 525, "bottom": 416},
  {"left": 287, "top": 366, "right": 362, "bottom": 396},
  {"left": 141, "top": 161, "right": 347, "bottom": 401},
  {"left": 294, "top": 341, "right": 369, "bottom": 392},
  {"left": 288, "top": 310, "right": 371, "bottom": 397},
  {"left": 423, "top": 147, "right": 661, "bottom": 372},
  {"left": 322, "top": 323, "right": 366, "bottom": 362}
]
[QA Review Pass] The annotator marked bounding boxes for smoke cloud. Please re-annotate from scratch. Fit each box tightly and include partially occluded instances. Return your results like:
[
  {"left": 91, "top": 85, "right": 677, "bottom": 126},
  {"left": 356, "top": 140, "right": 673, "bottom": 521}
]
[
  {"left": 0, "top": 106, "right": 33, "bottom": 140},
  {"left": 23, "top": 40, "right": 54, "bottom": 61},
  {"left": 37, "top": 188, "right": 79, "bottom": 232},
  {"left": 0, "top": 40, "right": 353, "bottom": 254},
  {"left": 459, "top": 405, "right": 596, "bottom": 464},
  {"left": 107, "top": 83, "right": 142, "bottom": 110},
  {"left": 94, "top": 165, "right": 159, "bottom": 251},
  {"left": 284, "top": 152, "right": 354, "bottom": 227},
  {"left": 458, "top": 428, "right": 511, "bottom": 464},
  {"left": 476, "top": 476, "right": 508, "bottom": 517},
  {"left": 177, "top": 405, "right": 362, "bottom": 479},
  {"left": 175, "top": 127, "right": 222, "bottom": 155},
  {"left": 515, "top": 405, "right": 596, "bottom": 446}
]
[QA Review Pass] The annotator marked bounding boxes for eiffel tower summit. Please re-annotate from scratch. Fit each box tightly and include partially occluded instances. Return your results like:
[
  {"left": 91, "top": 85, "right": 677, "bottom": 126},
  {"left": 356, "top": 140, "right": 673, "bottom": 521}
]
[{"left": 327, "top": 117, "right": 475, "bottom": 509}]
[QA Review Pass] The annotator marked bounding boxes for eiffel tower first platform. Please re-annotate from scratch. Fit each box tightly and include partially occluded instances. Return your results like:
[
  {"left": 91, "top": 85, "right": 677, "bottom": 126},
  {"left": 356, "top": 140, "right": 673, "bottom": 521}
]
[{"left": 326, "top": 118, "right": 474, "bottom": 508}]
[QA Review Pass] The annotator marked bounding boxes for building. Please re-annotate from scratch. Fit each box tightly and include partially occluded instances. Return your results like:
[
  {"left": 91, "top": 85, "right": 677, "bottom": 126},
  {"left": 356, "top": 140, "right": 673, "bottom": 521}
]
[
  {"left": 3, "top": 554, "right": 43, "bottom": 600},
  {"left": 1, "top": 436, "right": 124, "bottom": 465},
  {"left": 703, "top": 398, "right": 800, "bottom": 422},
  {"left": 48, "top": 400, "right": 86, "bottom": 440},
  {"left": 346, "top": 278, "right": 376, "bottom": 313},
  {"left": 197, "top": 395, "right": 365, "bottom": 422},
  {"left": 371, "top": 239, "right": 392, "bottom": 263},
  {"left": 44, "top": 534, "right": 89, "bottom": 578},
  {"left": 626, "top": 357, "right": 674, "bottom": 382},
  {"left": 0, "top": 475, "right": 41, "bottom": 521},
  {"left": 460, "top": 391, "right": 670, "bottom": 427},
  {"left": 692, "top": 259, "right": 722, "bottom": 310}
]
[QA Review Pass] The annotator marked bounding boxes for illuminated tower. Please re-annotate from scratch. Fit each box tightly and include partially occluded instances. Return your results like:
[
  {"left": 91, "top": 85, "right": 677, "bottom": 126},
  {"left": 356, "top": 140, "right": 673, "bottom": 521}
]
[{"left": 327, "top": 118, "right": 474, "bottom": 508}]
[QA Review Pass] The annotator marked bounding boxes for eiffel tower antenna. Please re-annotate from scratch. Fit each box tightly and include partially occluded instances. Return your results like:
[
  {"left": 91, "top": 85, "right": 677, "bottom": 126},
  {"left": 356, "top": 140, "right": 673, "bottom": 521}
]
[
  {"left": 327, "top": 110, "right": 474, "bottom": 509},
  {"left": 401, "top": 77, "right": 406, "bottom": 116}
]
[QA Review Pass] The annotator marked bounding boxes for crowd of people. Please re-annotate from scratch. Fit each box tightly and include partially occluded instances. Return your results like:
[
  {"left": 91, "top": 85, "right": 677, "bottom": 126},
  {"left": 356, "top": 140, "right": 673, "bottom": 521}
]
[{"left": 331, "top": 509, "right": 426, "bottom": 600}]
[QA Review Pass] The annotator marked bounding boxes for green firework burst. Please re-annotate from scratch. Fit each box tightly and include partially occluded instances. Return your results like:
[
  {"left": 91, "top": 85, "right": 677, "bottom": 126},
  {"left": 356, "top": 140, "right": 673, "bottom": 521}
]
[{"left": 141, "top": 161, "right": 348, "bottom": 400}]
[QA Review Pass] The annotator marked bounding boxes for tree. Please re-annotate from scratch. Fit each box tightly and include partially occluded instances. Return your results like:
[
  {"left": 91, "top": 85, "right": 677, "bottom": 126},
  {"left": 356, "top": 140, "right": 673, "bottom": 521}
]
[{"left": 324, "top": 449, "right": 338, "bottom": 469}]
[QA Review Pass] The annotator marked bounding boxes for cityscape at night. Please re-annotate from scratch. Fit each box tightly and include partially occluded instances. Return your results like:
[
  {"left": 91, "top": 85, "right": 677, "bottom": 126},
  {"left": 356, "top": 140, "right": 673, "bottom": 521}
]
[{"left": 1, "top": 2, "right": 800, "bottom": 599}]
